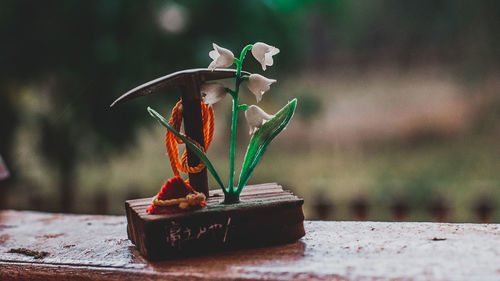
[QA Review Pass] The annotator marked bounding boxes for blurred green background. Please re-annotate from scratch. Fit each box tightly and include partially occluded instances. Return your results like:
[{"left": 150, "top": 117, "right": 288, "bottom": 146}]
[{"left": 1, "top": 0, "right": 499, "bottom": 222}]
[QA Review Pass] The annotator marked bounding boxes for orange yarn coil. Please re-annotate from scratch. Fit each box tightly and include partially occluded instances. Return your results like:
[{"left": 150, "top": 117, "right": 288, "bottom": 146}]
[{"left": 166, "top": 100, "right": 214, "bottom": 176}]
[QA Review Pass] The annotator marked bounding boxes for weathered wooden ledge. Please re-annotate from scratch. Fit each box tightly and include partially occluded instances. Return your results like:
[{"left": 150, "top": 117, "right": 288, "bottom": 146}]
[{"left": 0, "top": 210, "right": 499, "bottom": 280}]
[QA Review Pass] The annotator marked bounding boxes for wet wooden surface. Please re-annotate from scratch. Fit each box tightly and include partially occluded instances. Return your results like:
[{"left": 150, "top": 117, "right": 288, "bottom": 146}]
[{"left": 1, "top": 210, "right": 500, "bottom": 280}]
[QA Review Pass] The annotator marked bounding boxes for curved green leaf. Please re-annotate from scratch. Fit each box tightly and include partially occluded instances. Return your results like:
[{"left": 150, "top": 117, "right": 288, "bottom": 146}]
[
  {"left": 147, "top": 107, "right": 227, "bottom": 194},
  {"left": 237, "top": 99, "right": 297, "bottom": 192}
]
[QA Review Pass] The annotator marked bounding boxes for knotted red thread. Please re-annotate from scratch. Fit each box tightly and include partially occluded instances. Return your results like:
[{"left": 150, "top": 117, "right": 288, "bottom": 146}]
[{"left": 165, "top": 99, "right": 214, "bottom": 176}]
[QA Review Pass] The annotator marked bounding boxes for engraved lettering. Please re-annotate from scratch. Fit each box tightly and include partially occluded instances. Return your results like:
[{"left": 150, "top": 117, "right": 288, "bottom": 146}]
[{"left": 164, "top": 217, "right": 232, "bottom": 248}]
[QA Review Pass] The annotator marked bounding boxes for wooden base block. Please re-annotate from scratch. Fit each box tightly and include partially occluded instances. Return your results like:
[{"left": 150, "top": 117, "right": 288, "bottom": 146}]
[{"left": 125, "top": 183, "right": 305, "bottom": 261}]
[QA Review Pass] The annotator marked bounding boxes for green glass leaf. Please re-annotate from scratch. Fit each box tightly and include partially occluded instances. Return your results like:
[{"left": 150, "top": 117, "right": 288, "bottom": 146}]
[
  {"left": 237, "top": 99, "right": 297, "bottom": 193},
  {"left": 147, "top": 107, "right": 227, "bottom": 194}
]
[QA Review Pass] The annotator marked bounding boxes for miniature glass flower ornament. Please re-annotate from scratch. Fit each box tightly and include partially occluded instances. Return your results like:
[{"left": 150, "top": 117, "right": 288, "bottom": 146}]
[
  {"left": 208, "top": 43, "right": 235, "bottom": 70},
  {"left": 246, "top": 74, "right": 276, "bottom": 102},
  {"left": 245, "top": 105, "right": 275, "bottom": 135},
  {"left": 251, "top": 42, "right": 280, "bottom": 71},
  {"left": 201, "top": 83, "right": 227, "bottom": 106},
  {"left": 147, "top": 41, "right": 297, "bottom": 204}
]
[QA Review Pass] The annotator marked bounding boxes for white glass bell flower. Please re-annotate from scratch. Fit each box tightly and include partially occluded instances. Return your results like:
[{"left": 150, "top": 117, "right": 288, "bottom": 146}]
[
  {"left": 201, "top": 83, "right": 227, "bottom": 106},
  {"left": 251, "top": 42, "right": 280, "bottom": 71},
  {"left": 245, "top": 105, "right": 275, "bottom": 135},
  {"left": 208, "top": 43, "right": 235, "bottom": 70},
  {"left": 246, "top": 74, "right": 276, "bottom": 103}
]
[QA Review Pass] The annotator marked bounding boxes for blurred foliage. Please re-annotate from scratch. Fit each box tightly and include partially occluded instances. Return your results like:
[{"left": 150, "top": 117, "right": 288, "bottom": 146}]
[{"left": 0, "top": 0, "right": 499, "bottom": 212}]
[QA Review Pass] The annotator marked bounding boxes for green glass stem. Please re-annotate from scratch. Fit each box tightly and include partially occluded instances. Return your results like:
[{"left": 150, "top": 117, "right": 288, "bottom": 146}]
[
  {"left": 228, "top": 91, "right": 239, "bottom": 192},
  {"left": 227, "top": 44, "right": 252, "bottom": 195}
]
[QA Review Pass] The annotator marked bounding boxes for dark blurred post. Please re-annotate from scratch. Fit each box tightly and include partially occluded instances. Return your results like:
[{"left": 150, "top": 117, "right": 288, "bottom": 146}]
[
  {"left": 390, "top": 195, "right": 410, "bottom": 221},
  {"left": 0, "top": 155, "right": 10, "bottom": 209},
  {"left": 312, "top": 191, "right": 333, "bottom": 220},
  {"left": 473, "top": 196, "right": 495, "bottom": 223},
  {"left": 428, "top": 196, "right": 450, "bottom": 222},
  {"left": 350, "top": 196, "right": 370, "bottom": 221}
]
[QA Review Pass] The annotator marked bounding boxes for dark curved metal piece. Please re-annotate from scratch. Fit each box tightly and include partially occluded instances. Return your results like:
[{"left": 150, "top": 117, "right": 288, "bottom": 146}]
[{"left": 110, "top": 68, "right": 249, "bottom": 108}]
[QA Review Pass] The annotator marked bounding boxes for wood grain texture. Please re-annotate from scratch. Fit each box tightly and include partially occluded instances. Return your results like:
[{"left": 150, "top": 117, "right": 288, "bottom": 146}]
[
  {"left": 1, "top": 212, "right": 500, "bottom": 280},
  {"left": 126, "top": 183, "right": 305, "bottom": 260}
]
